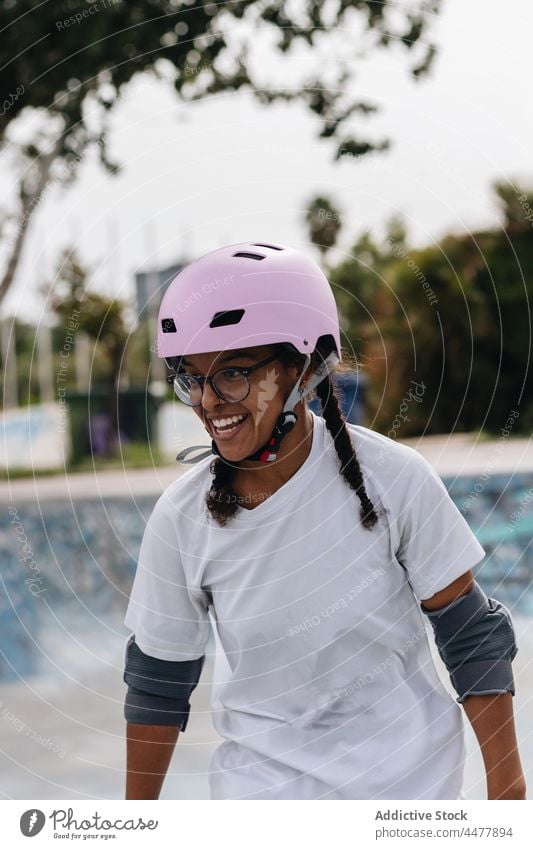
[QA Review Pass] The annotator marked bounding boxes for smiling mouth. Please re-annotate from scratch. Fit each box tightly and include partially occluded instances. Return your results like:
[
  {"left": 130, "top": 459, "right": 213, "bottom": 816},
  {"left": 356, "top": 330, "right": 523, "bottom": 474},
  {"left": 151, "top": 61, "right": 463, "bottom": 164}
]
[{"left": 208, "top": 413, "right": 249, "bottom": 439}]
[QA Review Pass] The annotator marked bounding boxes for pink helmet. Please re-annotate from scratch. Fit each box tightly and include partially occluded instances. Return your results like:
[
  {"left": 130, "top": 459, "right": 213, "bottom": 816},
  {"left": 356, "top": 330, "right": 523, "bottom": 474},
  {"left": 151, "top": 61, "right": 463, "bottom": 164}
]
[
  {"left": 157, "top": 240, "right": 341, "bottom": 361},
  {"left": 157, "top": 241, "right": 342, "bottom": 464}
]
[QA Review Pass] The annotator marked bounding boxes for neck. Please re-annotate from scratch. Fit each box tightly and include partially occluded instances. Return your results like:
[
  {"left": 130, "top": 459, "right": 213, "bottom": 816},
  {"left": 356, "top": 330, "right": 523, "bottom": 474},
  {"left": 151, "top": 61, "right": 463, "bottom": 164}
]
[{"left": 235, "top": 405, "right": 314, "bottom": 492}]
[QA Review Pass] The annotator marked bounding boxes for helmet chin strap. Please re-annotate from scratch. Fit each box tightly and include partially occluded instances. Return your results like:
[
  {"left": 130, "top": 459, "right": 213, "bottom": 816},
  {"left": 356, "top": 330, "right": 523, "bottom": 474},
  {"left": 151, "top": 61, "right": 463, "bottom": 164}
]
[{"left": 176, "top": 352, "right": 339, "bottom": 465}]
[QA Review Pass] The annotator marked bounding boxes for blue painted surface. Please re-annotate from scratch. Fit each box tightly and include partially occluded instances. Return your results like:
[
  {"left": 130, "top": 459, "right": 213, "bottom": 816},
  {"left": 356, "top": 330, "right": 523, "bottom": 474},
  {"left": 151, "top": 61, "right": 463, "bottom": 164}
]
[
  {"left": 1, "top": 468, "right": 532, "bottom": 682},
  {"left": 0, "top": 498, "right": 152, "bottom": 683},
  {"left": 441, "top": 472, "right": 533, "bottom": 615},
  {"left": 309, "top": 371, "right": 367, "bottom": 425}
]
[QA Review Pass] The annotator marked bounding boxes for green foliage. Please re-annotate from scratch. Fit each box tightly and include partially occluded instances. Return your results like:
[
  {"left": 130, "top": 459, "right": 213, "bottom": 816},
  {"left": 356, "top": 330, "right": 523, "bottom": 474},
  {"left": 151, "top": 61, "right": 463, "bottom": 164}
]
[
  {"left": 327, "top": 184, "right": 533, "bottom": 436},
  {"left": 4, "top": 249, "right": 152, "bottom": 408},
  {"left": 69, "top": 440, "right": 163, "bottom": 472},
  {"left": 0, "top": 1, "right": 442, "bottom": 304},
  {"left": 0, "top": 440, "right": 163, "bottom": 478},
  {"left": 45, "top": 248, "right": 129, "bottom": 385},
  {"left": 43, "top": 248, "right": 133, "bottom": 456},
  {"left": 0, "top": 1, "right": 441, "bottom": 154},
  {"left": 305, "top": 195, "right": 343, "bottom": 261},
  {"left": 123, "top": 320, "right": 152, "bottom": 386}
]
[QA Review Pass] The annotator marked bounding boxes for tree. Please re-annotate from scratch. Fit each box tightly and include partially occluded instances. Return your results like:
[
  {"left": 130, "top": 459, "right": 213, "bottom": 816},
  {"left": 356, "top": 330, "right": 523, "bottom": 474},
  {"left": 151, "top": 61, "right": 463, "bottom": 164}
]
[
  {"left": 0, "top": 0, "right": 441, "bottom": 304},
  {"left": 305, "top": 195, "right": 343, "bottom": 264},
  {"left": 329, "top": 224, "right": 402, "bottom": 416},
  {"left": 327, "top": 186, "right": 533, "bottom": 436},
  {"left": 493, "top": 180, "right": 533, "bottom": 236},
  {"left": 44, "top": 249, "right": 130, "bottom": 457}
]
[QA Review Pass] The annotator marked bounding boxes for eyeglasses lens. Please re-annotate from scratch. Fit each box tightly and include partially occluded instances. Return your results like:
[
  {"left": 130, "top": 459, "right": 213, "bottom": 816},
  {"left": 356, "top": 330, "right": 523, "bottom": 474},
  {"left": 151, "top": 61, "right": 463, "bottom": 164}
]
[{"left": 174, "top": 370, "right": 249, "bottom": 406}]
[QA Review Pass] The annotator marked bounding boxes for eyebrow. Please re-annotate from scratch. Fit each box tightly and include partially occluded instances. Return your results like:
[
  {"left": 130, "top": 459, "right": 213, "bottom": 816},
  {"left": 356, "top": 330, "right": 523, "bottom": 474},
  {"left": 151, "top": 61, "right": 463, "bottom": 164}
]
[{"left": 181, "top": 349, "right": 257, "bottom": 368}]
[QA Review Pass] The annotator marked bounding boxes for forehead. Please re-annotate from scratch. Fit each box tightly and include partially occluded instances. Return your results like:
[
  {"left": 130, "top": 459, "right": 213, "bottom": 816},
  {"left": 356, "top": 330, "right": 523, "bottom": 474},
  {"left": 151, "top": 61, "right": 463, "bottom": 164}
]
[{"left": 181, "top": 345, "right": 272, "bottom": 371}]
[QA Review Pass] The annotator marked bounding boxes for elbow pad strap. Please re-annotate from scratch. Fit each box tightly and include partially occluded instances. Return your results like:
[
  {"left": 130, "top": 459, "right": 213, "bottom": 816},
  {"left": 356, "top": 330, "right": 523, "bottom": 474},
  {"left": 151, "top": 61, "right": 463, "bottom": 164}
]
[
  {"left": 123, "top": 635, "right": 205, "bottom": 729},
  {"left": 125, "top": 687, "right": 193, "bottom": 730},
  {"left": 421, "top": 581, "right": 518, "bottom": 704}
]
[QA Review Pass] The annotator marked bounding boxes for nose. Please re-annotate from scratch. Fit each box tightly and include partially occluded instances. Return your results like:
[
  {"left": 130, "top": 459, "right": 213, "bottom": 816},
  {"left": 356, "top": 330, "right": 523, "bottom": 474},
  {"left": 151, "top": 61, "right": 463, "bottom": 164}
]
[{"left": 200, "top": 378, "right": 223, "bottom": 411}]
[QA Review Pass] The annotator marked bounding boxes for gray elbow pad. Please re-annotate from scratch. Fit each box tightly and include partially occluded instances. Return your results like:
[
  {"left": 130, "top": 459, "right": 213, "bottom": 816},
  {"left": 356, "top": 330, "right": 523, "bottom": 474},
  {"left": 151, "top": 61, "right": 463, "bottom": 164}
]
[
  {"left": 421, "top": 581, "right": 518, "bottom": 704},
  {"left": 123, "top": 635, "right": 205, "bottom": 730}
]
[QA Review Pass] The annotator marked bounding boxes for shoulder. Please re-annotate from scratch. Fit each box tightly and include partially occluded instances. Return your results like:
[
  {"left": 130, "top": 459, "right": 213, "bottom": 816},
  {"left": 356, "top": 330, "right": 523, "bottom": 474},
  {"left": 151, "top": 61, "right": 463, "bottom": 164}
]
[
  {"left": 344, "top": 422, "right": 431, "bottom": 475},
  {"left": 148, "top": 457, "right": 213, "bottom": 527},
  {"left": 343, "top": 422, "right": 438, "bottom": 506}
]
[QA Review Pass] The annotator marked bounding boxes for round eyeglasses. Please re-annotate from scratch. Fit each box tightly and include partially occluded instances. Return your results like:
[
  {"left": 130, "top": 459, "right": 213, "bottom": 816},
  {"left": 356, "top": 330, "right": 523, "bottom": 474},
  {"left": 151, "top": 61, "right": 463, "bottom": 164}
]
[{"left": 167, "top": 352, "right": 280, "bottom": 407}]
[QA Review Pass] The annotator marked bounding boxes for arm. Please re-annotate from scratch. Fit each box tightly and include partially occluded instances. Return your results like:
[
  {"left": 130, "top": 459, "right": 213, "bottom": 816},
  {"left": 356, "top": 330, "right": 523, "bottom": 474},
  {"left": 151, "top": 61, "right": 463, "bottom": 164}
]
[
  {"left": 126, "top": 723, "right": 180, "bottom": 800},
  {"left": 122, "top": 493, "right": 211, "bottom": 799},
  {"left": 123, "top": 636, "right": 206, "bottom": 800},
  {"left": 421, "top": 571, "right": 526, "bottom": 800},
  {"left": 461, "top": 692, "right": 526, "bottom": 800}
]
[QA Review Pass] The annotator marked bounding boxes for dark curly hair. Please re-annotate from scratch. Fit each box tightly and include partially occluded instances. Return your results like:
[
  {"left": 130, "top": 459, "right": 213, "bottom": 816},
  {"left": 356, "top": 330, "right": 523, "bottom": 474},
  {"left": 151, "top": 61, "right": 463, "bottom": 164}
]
[{"left": 205, "top": 336, "right": 379, "bottom": 530}]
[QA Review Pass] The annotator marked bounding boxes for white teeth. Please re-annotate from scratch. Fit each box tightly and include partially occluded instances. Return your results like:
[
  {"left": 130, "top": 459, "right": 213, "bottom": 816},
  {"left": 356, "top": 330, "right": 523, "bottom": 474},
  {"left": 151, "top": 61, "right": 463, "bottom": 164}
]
[{"left": 212, "top": 414, "right": 247, "bottom": 428}]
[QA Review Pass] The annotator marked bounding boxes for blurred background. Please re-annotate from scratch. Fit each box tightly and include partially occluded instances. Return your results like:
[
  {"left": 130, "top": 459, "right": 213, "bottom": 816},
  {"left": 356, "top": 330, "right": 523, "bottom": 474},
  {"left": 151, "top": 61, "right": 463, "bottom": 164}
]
[{"left": 0, "top": 0, "right": 532, "bottom": 800}]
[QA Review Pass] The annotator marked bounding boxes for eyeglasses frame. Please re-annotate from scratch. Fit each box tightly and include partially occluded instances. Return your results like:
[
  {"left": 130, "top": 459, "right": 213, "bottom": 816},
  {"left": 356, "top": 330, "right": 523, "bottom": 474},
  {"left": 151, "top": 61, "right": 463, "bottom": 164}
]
[{"left": 166, "top": 351, "right": 281, "bottom": 406}]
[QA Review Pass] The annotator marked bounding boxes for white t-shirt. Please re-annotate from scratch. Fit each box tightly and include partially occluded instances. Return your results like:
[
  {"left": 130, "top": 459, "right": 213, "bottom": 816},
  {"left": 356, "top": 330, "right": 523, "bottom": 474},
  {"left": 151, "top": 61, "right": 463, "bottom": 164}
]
[{"left": 124, "top": 410, "right": 486, "bottom": 800}]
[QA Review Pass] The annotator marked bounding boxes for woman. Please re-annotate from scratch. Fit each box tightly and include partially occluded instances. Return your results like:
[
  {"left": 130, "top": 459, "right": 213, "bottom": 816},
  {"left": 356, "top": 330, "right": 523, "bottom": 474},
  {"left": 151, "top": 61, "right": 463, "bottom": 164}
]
[{"left": 123, "top": 241, "right": 525, "bottom": 800}]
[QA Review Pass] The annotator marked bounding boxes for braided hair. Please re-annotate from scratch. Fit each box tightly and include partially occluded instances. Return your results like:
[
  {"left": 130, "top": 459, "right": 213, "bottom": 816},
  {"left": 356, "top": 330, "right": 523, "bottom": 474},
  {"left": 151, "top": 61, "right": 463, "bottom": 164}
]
[
  {"left": 314, "top": 369, "right": 379, "bottom": 531},
  {"left": 205, "top": 338, "right": 379, "bottom": 529}
]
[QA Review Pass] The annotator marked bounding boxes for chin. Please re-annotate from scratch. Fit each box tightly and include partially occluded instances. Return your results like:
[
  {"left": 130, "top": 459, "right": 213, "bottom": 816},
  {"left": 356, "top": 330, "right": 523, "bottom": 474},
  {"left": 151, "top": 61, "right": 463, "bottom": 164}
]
[
  {"left": 217, "top": 443, "right": 252, "bottom": 463},
  {"left": 217, "top": 435, "right": 267, "bottom": 464}
]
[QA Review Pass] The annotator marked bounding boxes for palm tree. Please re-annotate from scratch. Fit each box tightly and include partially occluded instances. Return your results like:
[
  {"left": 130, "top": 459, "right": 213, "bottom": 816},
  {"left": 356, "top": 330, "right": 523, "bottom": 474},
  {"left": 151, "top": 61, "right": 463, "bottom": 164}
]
[{"left": 305, "top": 196, "right": 343, "bottom": 266}]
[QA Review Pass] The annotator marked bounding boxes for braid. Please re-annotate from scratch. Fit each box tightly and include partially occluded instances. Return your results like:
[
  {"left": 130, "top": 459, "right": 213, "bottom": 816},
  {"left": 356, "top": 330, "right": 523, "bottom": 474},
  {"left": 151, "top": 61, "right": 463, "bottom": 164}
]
[
  {"left": 315, "top": 374, "right": 379, "bottom": 530},
  {"left": 205, "top": 455, "right": 243, "bottom": 526},
  {"left": 204, "top": 339, "right": 379, "bottom": 530}
]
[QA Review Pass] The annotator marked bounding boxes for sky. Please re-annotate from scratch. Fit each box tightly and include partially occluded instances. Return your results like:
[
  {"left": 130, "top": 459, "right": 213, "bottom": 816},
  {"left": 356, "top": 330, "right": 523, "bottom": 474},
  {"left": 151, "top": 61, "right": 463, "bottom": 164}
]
[{"left": 2, "top": 0, "right": 532, "bottom": 322}]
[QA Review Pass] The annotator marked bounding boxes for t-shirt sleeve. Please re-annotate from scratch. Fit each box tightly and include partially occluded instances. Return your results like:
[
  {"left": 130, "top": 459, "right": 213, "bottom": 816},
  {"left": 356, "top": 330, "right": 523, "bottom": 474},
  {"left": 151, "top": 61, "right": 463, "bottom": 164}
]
[
  {"left": 393, "top": 450, "right": 486, "bottom": 602},
  {"left": 124, "top": 492, "right": 211, "bottom": 661}
]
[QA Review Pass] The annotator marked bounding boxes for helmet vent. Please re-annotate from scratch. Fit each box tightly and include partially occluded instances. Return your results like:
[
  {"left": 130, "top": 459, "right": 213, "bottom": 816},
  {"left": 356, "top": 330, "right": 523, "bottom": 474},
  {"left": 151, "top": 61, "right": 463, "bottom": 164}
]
[
  {"left": 232, "top": 251, "right": 265, "bottom": 260},
  {"left": 209, "top": 309, "right": 245, "bottom": 328},
  {"left": 252, "top": 243, "right": 283, "bottom": 250},
  {"left": 161, "top": 318, "right": 177, "bottom": 333}
]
